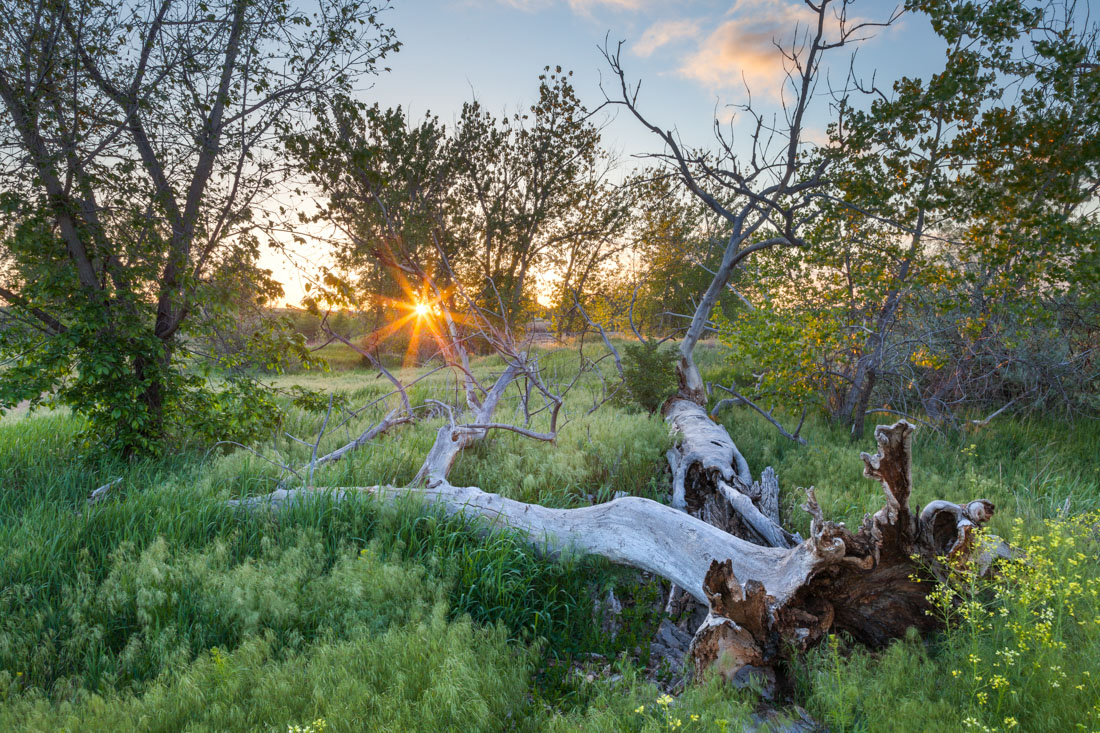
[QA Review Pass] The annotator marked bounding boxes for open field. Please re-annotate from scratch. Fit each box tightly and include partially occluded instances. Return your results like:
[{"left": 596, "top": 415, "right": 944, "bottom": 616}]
[{"left": 2, "top": 344, "right": 1098, "bottom": 731}]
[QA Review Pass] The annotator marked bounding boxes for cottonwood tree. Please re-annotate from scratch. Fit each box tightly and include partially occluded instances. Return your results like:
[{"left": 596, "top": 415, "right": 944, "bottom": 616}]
[
  {"left": 0, "top": 0, "right": 397, "bottom": 454},
  {"left": 229, "top": 0, "right": 1009, "bottom": 696},
  {"left": 450, "top": 68, "right": 628, "bottom": 323},
  {"left": 541, "top": 167, "right": 633, "bottom": 331},
  {"left": 719, "top": 0, "right": 1100, "bottom": 436},
  {"left": 289, "top": 69, "right": 633, "bottom": 340},
  {"left": 624, "top": 171, "right": 744, "bottom": 336},
  {"left": 285, "top": 100, "right": 459, "bottom": 347}
]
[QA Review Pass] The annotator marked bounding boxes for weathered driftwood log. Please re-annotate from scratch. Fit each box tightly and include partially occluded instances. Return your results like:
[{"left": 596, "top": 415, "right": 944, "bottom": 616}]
[
  {"left": 234, "top": 417, "right": 994, "bottom": 684},
  {"left": 665, "top": 397, "right": 798, "bottom": 549},
  {"left": 413, "top": 362, "right": 523, "bottom": 486}
]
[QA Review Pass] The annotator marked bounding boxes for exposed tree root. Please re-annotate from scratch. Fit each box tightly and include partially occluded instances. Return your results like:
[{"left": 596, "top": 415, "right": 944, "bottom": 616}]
[{"left": 235, "top": 400, "right": 995, "bottom": 686}]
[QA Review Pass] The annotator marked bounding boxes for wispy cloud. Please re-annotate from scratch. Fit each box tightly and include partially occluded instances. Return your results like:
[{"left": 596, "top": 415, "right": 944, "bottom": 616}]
[
  {"left": 499, "top": 0, "right": 650, "bottom": 12},
  {"left": 632, "top": 18, "right": 702, "bottom": 57},
  {"left": 569, "top": 0, "right": 650, "bottom": 9},
  {"left": 678, "top": 0, "right": 818, "bottom": 99}
]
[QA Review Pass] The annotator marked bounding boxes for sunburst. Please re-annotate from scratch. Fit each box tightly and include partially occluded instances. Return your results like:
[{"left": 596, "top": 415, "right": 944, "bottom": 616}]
[
  {"left": 350, "top": 245, "right": 470, "bottom": 367},
  {"left": 366, "top": 289, "right": 450, "bottom": 367}
]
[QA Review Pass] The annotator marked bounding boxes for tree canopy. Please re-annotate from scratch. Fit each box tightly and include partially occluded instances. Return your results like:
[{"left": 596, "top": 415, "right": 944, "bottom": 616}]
[{"left": 0, "top": 0, "right": 397, "bottom": 454}]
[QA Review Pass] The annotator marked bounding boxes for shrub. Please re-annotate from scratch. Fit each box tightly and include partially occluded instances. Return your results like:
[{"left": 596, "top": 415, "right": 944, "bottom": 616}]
[{"left": 620, "top": 341, "right": 678, "bottom": 414}]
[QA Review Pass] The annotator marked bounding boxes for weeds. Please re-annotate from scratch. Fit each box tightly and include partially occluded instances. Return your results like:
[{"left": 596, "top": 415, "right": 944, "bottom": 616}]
[{"left": 1, "top": 345, "right": 1098, "bottom": 731}]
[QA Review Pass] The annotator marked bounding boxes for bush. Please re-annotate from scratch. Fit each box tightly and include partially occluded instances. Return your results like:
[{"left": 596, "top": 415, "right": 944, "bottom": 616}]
[{"left": 620, "top": 341, "right": 678, "bottom": 413}]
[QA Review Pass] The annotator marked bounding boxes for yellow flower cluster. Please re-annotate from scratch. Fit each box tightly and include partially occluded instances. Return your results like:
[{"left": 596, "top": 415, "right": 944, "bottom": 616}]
[
  {"left": 927, "top": 512, "right": 1100, "bottom": 730},
  {"left": 632, "top": 693, "right": 726, "bottom": 731}
]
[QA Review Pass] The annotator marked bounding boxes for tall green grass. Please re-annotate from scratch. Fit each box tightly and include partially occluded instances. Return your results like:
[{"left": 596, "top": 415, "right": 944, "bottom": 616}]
[
  {"left": 0, "top": 370, "right": 685, "bottom": 729},
  {"left": 1, "top": 343, "right": 1097, "bottom": 731}
]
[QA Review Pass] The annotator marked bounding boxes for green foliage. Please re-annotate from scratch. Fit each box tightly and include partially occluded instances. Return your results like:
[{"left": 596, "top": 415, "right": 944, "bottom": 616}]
[
  {"left": 287, "top": 67, "right": 629, "bottom": 327},
  {"left": 0, "top": 277, "right": 316, "bottom": 456},
  {"left": 620, "top": 341, "right": 679, "bottom": 414},
  {"left": 0, "top": 0, "right": 395, "bottom": 456},
  {"left": 713, "top": 305, "right": 847, "bottom": 414},
  {"left": 0, "top": 359, "right": 676, "bottom": 728},
  {"left": 613, "top": 172, "right": 739, "bottom": 338},
  {"left": 716, "top": 0, "right": 1100, "bottom": 429},
  {"left": 1, "top": 346, "right": 1098, "bottom": 731},
  {"left": 1, "top": 606, "right": 532, "bottom": 733},
  {"left": 795, "top": 514, "right": 1100, "bottom": 732}
]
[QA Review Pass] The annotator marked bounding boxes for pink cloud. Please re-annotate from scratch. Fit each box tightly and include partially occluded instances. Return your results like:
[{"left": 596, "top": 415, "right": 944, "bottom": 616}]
[
  {"left": 677, "top": 0, "right": 866, "bottom": 100},
  {"left": 632, "top": 18, "right": 703, "bottom": 57}
]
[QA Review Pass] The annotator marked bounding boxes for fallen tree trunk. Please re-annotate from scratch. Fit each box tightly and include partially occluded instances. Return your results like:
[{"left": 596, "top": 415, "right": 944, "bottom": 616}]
[
  {"left": 235, "top": 418, "right": 995, "bottom": 685},
  {"left": 665, "top": 397, "right": 798, "bottom": 549},
  {"left": 233, "top": 484, "right": 808, "bottom": 605}
]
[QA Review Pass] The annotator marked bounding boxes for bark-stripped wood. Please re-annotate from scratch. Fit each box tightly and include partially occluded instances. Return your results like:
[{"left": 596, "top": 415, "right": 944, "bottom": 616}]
[
  {"left": 665, "top": 397, "right": 796, "bottom": 549},
  {"left": 275, "top": 409, "right": 412, "bottom": 491},
  {"left": 413, "top": 362, "right": 523, "bottom": 486},
  {"left": 235, "top": 413, "right": 995, "bottom": 684}
]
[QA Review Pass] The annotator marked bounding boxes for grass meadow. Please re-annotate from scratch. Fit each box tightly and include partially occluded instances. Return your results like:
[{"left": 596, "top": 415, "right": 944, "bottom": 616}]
[{"left": 1, "top": 342, "right": 1098, "bottom": 731}]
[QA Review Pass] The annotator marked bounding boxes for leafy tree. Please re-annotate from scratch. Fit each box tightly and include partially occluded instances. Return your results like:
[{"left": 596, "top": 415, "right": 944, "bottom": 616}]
[
  {"left": 0, "top": 0, "right": 397, "bottom": 454},
  {"left": 718, "top": 0, "right": 1100, "bottom": 434},
  {"left": 289, "top": 67, "right": 631, "bottom": 341},
  {"left": 624, "top": 172, "right": 743, "bottom": 337},
  {"left": 450, "top": 67, "right": 626, "bottom": 322},
  {"left": 288, "top": 101, "right": 457, "bottom": 310}
]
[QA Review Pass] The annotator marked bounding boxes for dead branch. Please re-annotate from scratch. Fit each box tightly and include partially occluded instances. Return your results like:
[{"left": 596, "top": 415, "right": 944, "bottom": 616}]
[
  {"left": 573, "top": 292, "right": 624, "bottom": 379},
  {"left": 320, "top": 319, "right": 412, "bottom": 416},
  {"left": 307, "top": 395, "right": 335, "bottom": 488},
  {"left": 462, "top": 423, "right": 556, "bottom": 442},
  {"left": 87, "top": 477, "right": 122, "bottom": 505},
  {"left": 276, "top": 409, "right": 413, "bottom": 490},
  {"left": 712, "top": 383, "right": 808, "bottom": 445},
  {"left": 234, "top": 420, "right": 995, "bottom": 686},
  {"left": 413, "top": 361, "right": 523, "bottom": 487}
]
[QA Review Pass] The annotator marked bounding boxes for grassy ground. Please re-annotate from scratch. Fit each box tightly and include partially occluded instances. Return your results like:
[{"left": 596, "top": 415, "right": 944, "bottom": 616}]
[{"left": 1, "top": 343, "right": 1097, "bottom": 731}]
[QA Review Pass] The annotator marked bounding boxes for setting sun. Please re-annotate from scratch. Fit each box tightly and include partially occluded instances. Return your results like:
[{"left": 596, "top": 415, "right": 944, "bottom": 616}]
[{"left": 413, "top": 302, "right": 430, "bottom": 317}]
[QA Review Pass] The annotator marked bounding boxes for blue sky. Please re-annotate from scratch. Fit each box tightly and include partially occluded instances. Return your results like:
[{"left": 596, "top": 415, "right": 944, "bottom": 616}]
[{"left": 363, "top": 0, "right": 944, "bottom": 159}]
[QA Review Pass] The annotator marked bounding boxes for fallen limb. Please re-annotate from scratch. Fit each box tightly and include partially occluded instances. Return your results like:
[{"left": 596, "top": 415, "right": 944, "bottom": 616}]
[
  {"left": 232, "top": 483, "right": 807, "bottom": 605},
  {"left": 87, "top": 477, "right": 122, "bottom": 505},
  {"left": 413, "top": 361, "right": 523, "bottom": 486},
  {"left": 462, "top": 423, "right": 556, "bottom": 442},
  {"left": 666, "top": 398, "right": 752, "bottom": 490},
  {"left": 234, "top": 419, "right": 995, "bottom": 685},
  {"left": 320, "top": 323, "right": 413, "bottom": 416},
  {"left": 711, "top": 384, "right": 807, "bottom": 445},
  {"left": 296, "top": 409, "right": 413, "bottom": 483}
]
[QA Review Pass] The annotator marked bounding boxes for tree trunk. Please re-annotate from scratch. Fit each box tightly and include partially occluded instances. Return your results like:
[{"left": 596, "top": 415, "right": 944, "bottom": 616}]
[
  {"left": 236, "top": 419, "right": 997, "bottom": 684},
  {"left": 664, "top": 398, "right": 797, "bottom": 548},
  {"left": 848, "top": 366, "right": 877, "bottom": 440},
  {"left": 132, "top": 346, "right": 171, "bottom": 454}
]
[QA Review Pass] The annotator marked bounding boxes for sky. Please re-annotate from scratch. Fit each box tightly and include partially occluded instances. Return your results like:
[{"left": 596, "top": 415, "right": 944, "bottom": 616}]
[{"left": 262, "top": 0, "right": 947, "bottom": 306}]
